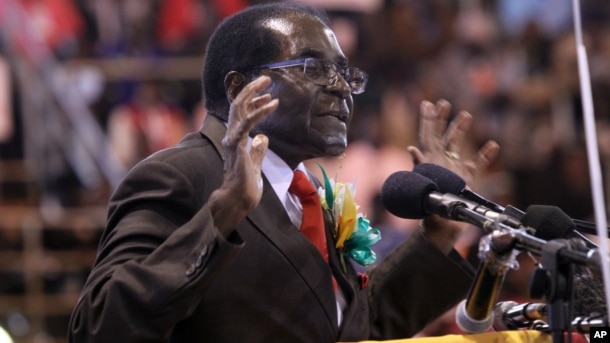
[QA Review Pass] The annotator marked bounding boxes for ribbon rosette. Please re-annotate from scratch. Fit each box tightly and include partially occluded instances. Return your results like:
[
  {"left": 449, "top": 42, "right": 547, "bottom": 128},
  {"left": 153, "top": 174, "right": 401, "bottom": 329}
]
[{"left": 318, "top": 165, "right": 381, "bottom": 268}]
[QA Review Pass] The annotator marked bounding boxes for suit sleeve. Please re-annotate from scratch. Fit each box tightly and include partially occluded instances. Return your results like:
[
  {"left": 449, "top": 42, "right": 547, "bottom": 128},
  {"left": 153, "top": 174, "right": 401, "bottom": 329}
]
[
  {"left": 68, "top": 160, "right": 243, "bottom": 342},
  {"left": 367, "top": 229, "right": 474, "bottom": 339}
]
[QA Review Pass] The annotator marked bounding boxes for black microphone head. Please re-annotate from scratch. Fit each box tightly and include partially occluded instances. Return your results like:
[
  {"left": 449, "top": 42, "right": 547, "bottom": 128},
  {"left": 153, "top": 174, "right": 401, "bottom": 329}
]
[
  {"left": 381, "top": 171, "right": 438, "bottom": 219},
  {"left": 413, "top": 163, "right": 466, "bottom": 194},
  {"left": 521, "top": 205, "right": 576, "bottom": 240}
]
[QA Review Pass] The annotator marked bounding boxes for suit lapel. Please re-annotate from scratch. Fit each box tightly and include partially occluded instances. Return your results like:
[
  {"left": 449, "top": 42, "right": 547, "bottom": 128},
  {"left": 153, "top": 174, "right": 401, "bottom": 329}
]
[
  {"left": 199, "top": 115, "right": 226, "bottom": 160},
  {"left": 200, "top": 115, "right": 339, "bottom": 332},
  {"left": 247, "top": 181, "right": 339, "bottom": 330}
]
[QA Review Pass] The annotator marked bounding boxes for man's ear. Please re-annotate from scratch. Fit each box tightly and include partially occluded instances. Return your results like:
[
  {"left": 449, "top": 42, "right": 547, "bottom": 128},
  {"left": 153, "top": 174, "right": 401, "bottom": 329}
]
[{"left": 224, "top": 71, "right": 247, "bottom": 104}]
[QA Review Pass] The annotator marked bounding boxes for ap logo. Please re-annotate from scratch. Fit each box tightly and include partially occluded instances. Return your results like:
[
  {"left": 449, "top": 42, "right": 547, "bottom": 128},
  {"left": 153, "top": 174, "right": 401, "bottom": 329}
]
[{"left": 592, "top": 327, "right": 610, "bottom": 342}]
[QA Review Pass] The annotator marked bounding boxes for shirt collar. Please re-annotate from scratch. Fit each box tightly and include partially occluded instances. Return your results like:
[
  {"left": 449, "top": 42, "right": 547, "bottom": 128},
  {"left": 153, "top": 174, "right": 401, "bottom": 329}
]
[{"left": 261, "top": 146, "right": 307, "bottom": 197}]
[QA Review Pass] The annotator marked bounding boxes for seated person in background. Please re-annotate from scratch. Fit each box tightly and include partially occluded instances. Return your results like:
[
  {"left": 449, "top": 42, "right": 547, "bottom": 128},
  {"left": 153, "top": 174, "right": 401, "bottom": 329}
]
[{"left": 107, "top": 81, "right": 189, "bottom": 168}]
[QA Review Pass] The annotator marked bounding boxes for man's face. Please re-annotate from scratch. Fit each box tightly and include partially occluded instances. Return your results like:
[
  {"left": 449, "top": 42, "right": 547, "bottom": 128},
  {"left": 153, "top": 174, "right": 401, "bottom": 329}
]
[{"left": 250, "top": 13, "right": 355, "bottom": 167}]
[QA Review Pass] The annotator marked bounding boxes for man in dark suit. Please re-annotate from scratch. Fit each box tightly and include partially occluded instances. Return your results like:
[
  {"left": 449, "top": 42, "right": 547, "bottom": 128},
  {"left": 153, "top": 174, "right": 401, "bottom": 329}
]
[{"left": 68, "top": 3, "right": 499, "bottom": 342}]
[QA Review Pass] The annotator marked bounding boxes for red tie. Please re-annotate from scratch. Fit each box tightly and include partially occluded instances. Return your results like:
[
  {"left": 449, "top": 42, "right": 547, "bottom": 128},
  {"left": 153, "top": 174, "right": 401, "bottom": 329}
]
[{"left": 289, "top": 170, "right": 329, "bottom": 261}]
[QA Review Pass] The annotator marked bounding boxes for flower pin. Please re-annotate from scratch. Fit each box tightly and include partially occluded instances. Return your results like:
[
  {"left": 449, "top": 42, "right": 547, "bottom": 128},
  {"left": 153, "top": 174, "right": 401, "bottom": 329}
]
[{"left": 317, "top": 165, "right": 381, "bottom": 271}]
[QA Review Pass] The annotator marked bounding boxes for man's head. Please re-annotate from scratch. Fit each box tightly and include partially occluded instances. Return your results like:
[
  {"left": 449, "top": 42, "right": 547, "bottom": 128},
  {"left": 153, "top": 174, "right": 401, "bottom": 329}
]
[
  {"left": 203, "top": 3, "right": 367, "bottom": 167},
  {"left": 202, "top": 3, "right": 330, "bottom": 115}
]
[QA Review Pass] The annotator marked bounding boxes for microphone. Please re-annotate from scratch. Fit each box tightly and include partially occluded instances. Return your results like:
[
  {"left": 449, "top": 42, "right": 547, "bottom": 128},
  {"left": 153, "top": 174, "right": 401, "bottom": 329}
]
[
  {"left": 412, "top": 164, "right": 522, "bottom": 228},
  {"left": 380, "top": 171, "right": 507, "bottom": 225},
  {"left": 413, "top": 163, "right": 610, "bottom": 238},
  {"left": 523, "top": 205, "right": 607, "bottom": 316},
  {"left": 413, "top": 163, "right": 505, "bottom": 212},
  {"left": 383, "top": 169, "right": 603, "bottom": 268},
  {"left": 455, "top": 231, "right": 518, "bottom": 333},
  {"left": 522, "top": 206, "right": 609, "bottom": 238},
  {"left": 380, "top": 171, "right": 437, "bottom": 220},
  {"left": 381, "top": 169, "right": 606, "bottom": 329},
  {"left": 522, "top": 205, "right": 598, "bottom": 249},
  {"left": 492, "top": 301, "right": 547, "bottom": 330},
  {"left": 415, "top": 161, "right": 609, "bottom": 236}
]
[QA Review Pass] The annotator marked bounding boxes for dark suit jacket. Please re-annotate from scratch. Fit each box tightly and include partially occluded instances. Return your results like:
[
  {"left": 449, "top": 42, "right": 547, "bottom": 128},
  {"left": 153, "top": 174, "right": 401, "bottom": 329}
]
[{"left": 68, "top": 115, "right": 473, "bottom": 342}]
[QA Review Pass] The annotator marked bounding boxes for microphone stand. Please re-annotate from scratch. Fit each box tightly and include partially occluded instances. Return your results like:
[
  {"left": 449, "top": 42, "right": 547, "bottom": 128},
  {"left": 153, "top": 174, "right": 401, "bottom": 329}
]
[
  {"left": 446, "top": 203, "right": 602, "bottom": 273},
  {"left": 445, "top": 203, "right": 604, "bottom": 342},
  {"left": 527, "top": 237, "right": 604, "bottom": 343},
  {"left": 537, "top": 239, "right": 576, "bottom": 343}
]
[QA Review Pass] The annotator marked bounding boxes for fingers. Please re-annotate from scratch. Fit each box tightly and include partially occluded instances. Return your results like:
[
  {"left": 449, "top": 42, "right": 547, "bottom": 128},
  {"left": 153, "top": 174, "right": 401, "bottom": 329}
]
[
  {"left": 250, "top": 134, "right": 268, "bottom": 191},
  {"left": 418, "top": 101, "right": 439, "bottom": 153},
  {"left": 414, "top": 99, "right": 500, "bottom": 184},
  {"left": 416, "top": 100, "right": 449, "bottom": 166},
  {"left": 419, "top": 99, "right": 455, "bottom": 154},
  {"left": 434, "top": 99, "right": 452, "bottom": 141},
  {"left": 459, "top": 140, "right": 500, "bottom": 180},
  {"left": 407, "top": 146, "right": 424, "bottom": 165},
  {"left": 250, "top": 134, "right": 269, "bottom": 169},
  {"left": 234, "top": 76, "right": 278, "bottom": 134},
  {"left": 475, "top": 140, "right": 500, "bottom": 170},
  {"left": 225, "top": 76, "right": 279, "bottom": 149},
  {"left": 442, "top": 110, "right": 472, "bottom": 154}
]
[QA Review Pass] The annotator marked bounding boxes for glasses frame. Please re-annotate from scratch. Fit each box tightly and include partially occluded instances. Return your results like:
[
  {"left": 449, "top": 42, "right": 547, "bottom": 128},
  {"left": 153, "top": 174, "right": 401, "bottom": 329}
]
[{"left": 250, "top": 58, "right": 368, "bottom": 95}]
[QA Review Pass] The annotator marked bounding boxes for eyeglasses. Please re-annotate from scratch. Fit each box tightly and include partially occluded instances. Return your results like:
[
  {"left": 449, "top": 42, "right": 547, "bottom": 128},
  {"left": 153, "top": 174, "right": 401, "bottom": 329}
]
[{"left": 250, "top": 58, "right": 368, "bottom": 95}]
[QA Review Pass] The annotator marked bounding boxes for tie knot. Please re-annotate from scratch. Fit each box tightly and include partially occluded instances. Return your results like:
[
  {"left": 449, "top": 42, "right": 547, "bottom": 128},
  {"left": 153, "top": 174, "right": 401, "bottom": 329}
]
[{"left": 289, "top": 170, "right": 317, "bottom": 201}]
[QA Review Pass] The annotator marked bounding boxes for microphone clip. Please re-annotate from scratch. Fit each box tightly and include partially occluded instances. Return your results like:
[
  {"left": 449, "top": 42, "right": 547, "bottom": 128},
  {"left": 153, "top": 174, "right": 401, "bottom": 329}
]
[{"left": 479, "top": 230, "right": 520, "bottom": 270}]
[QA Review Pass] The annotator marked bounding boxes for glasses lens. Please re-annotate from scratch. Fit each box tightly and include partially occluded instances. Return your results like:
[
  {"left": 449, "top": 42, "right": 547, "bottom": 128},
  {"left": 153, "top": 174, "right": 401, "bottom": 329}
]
[
  {"left": 304, "top": 59, "right": 336, "bottom": 86},
  {"left": 346, "top": 68, "right": 368, "bottom": 94},
  {"left": 303, "top": 58, "right": 368, "bottom": 94}
]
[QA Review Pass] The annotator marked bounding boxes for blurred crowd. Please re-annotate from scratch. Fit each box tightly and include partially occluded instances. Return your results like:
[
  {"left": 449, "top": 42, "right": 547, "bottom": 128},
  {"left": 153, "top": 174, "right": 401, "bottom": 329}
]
[
  {"left": 2, "top": 0, "right": 609, "bottom": 215},
  {"left": 1, "top": 0, "right": 610, "bottom": 340}
]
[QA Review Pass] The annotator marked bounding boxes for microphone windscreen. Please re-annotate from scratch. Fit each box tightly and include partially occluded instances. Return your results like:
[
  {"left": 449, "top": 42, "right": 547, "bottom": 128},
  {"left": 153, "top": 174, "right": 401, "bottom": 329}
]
[
  {"left": 521, "top": 205, "right": 576, "bottom": 240},
  {"left": 381, "top": 171, "right": 438, "bottom": 219},
  {"left": 413, "top": 163, "right": 466, "bottom": 194}
]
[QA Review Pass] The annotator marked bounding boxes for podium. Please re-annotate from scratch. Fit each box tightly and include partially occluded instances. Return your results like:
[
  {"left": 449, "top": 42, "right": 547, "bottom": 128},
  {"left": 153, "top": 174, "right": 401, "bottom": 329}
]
[{"left": 349, "top": 330, "right": 561, "bottom": 343}]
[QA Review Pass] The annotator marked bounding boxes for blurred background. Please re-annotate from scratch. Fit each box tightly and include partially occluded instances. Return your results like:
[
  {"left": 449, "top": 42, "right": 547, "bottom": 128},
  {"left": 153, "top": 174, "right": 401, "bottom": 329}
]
[{"left": 1, "top": 0, "right": 609, "bottom": 342}]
